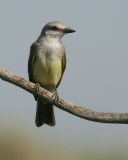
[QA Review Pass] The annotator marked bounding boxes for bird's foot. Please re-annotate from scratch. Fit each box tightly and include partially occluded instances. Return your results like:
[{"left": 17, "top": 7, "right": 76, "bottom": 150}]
[
  {"left": 33, "top": 83, "right": 40, "bottom": 98},
  {"left": 52, "top": 89, "right": 59, "bottom": 103}
]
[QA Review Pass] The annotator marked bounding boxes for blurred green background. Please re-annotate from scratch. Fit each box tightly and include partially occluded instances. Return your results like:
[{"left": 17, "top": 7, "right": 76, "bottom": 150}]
[{"left": 0, "top": 0, "right": 128, "bottom": 160}]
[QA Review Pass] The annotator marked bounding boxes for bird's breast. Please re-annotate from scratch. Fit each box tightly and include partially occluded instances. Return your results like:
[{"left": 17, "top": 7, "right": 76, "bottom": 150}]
[{"left": 33, "top": 52, "right": 62, "bottom": 88}]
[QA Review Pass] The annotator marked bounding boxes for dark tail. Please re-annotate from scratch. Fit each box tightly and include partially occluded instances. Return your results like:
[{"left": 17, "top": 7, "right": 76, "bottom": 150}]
[{"left": 35, "top": 99, "right": 55, "bottom": 127}]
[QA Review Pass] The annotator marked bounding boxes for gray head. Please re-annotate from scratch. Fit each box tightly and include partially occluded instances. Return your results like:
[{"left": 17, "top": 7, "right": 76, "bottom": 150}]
[{"left": 41, "top": 21, "right": 75, "bottom": 38}]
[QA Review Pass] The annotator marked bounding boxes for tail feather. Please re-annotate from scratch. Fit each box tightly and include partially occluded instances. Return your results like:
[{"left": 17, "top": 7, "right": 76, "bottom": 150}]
[{"left": 35, "top": 99, "right": 55, "bottom": 127}]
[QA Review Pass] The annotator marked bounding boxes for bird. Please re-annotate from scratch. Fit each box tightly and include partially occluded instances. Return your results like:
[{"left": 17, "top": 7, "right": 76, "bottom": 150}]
[{"left": 28, "top": 21, "right": 75, "bottom": 127}]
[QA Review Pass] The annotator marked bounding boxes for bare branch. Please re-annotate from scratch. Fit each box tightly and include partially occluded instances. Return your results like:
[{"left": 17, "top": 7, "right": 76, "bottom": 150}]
[{"left": 0, "top": 66, "right": 128, "bottom": 124}]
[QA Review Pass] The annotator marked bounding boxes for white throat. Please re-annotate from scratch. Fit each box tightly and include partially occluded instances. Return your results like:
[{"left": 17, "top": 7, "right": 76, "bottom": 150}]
[{"left": 37, "top": 34, "right": 64, "bottom": 58}]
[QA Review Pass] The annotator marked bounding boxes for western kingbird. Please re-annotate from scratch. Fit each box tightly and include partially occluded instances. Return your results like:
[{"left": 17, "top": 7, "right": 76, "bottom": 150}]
[{"left": 28, "top": 21, "right": 75, "bottom": 127}]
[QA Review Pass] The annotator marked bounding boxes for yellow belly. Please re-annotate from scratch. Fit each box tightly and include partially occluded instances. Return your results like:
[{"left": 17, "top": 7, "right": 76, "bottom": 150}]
[{"left": 33, "top": 55, "right": 62, "bottom": 88}]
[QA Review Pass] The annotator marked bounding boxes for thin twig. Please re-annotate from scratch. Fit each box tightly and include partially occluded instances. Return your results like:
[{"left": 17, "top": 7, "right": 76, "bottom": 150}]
[{"left": 0, "top": 66, "right": 128, "bottom": 124}]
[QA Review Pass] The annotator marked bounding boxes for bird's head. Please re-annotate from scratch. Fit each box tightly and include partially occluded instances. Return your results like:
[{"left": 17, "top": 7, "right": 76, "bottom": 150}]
[{"left": 41, "top": 21, "right": 75, "bottom": 38}]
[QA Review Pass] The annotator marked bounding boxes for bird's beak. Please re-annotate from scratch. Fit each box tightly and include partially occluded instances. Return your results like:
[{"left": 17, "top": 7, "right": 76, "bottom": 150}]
[{"left": 63, "top": 28, "right": 76, "bottom": 33}]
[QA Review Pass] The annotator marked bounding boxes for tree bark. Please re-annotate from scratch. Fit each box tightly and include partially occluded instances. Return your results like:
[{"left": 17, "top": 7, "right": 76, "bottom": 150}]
[{"left": 0, "top": 66, "right": 128, "bottom": 124}]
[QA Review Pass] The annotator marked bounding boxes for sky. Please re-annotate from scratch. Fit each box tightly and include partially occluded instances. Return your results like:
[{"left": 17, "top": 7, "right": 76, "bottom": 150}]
[{"left": 0, "top": 0, "right": 128, "bottom": 159}]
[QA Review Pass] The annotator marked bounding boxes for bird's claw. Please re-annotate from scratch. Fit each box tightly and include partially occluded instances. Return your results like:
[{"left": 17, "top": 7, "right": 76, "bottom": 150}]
[
  {"left": 33, "top": 83, "right": 40, "bottom": 96},
  {"left": 51, "top": 90, "right": 59, "bottom": 103}
]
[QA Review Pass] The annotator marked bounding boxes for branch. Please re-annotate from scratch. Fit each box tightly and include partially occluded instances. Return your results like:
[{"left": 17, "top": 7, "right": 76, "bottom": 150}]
[{"left": 0, "top": 66, "right": 128, "bottom": 124}]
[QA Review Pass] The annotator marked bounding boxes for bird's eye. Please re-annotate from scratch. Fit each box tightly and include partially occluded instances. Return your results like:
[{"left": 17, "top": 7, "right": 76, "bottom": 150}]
[{"left": 51, "top": 26, "right": 58, "bottom": 31}]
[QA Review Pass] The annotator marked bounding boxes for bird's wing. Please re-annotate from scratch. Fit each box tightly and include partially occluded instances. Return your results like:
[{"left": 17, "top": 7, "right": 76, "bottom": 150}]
[
  {"left": 56, "top": 51, "right": 66, "bottom": 88},
  {"left": 28, "top": 42, "right": 38, "bottom": 83}
]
